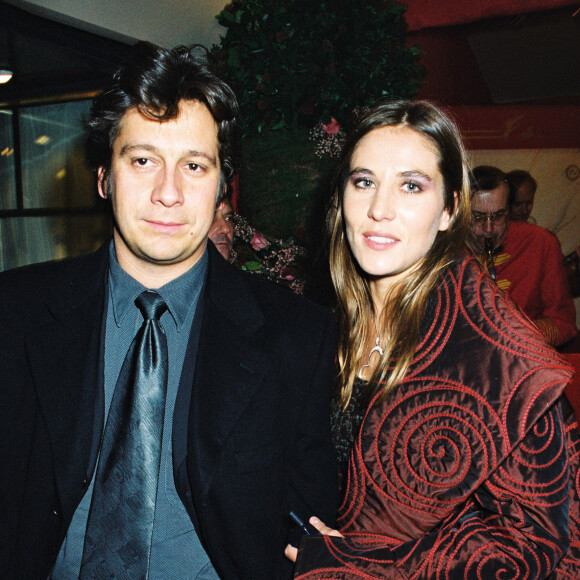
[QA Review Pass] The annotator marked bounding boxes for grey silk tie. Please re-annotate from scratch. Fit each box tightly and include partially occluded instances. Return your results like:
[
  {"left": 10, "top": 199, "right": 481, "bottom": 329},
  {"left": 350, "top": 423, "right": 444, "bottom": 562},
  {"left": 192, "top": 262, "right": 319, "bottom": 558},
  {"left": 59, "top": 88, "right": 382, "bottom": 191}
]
[{"left": 80, "top": 290, "right": 169, "bottom": 579}]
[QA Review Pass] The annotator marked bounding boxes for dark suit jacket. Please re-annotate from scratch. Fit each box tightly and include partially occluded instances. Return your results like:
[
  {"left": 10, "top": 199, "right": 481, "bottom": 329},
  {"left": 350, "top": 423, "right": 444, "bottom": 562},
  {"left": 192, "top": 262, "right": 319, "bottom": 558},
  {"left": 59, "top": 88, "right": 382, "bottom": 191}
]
[{"left": 0, "top": 242, "right": 338, "bottom": 579}]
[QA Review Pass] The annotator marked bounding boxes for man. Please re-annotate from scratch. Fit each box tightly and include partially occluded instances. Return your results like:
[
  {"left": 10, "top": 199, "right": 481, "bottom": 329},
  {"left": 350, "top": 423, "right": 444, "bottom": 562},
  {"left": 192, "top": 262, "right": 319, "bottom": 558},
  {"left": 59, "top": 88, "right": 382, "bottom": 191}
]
[
  {"left": 0, "top": 43, "right": 338, "bottom": 579},
  {"left": 467, "top": 165, "right": 576, "bottom": 347},
  {"left": 506, "top": 169, "right": 537, "bottom": 223},
  {"left": 208, "top": 197, "right": 234, "bottom": 260}
]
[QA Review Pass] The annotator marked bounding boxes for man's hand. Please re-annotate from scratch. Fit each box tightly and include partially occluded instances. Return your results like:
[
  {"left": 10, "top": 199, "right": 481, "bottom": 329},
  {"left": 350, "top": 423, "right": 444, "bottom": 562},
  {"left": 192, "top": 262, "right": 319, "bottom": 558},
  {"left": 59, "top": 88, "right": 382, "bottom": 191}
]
[{"left": 284, "top": 517, "right": 342, "bottom": 563}]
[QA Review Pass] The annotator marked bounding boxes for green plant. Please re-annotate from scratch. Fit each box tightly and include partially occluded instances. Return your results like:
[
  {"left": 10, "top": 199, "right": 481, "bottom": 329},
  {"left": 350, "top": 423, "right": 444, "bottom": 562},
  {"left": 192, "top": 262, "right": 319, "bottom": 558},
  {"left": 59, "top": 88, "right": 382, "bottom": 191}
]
[
  {"left": 210, "top": 0, "right": 425, "bottom": 136},
  {"left": 209, "top": 0, "right": 425, "bottom": 241}
]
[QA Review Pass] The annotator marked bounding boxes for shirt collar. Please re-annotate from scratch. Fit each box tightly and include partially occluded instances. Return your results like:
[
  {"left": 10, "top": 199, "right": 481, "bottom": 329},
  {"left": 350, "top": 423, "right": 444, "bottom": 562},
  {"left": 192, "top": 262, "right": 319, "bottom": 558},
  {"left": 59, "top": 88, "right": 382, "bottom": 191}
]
[{"left": 108, "top": 241, "right": 208, "bottom": 332}]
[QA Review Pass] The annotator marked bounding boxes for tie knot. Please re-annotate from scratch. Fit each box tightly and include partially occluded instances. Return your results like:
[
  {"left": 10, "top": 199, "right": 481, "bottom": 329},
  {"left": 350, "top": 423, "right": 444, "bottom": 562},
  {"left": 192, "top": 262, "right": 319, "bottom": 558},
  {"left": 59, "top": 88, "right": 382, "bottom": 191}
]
[{"left": 136, "top": 291, "right": 168, "bottom": 321}]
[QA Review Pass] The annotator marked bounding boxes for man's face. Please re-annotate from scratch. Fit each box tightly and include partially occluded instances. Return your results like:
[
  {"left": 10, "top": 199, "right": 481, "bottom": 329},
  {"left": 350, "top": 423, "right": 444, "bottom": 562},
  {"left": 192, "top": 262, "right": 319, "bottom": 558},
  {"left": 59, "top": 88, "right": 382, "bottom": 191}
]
[
  {"left": 99, "top": 100, "right": 221, "bottom": 287},
  {"left": 509, "top": 182, "right": 535, "bottom": 222},
  {"left": 208, "top": 200, "right": 234, "bottom": 260},
  {"left": 467, "top": 182, "right": 510, "bottom": 253}
]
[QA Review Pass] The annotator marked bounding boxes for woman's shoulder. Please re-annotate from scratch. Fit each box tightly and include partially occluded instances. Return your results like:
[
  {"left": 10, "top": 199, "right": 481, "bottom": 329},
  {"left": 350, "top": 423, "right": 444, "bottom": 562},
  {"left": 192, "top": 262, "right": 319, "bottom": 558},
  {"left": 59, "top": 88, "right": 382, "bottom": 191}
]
[{"left": 400, "top": 254, "right": 573, "bottom": 456}]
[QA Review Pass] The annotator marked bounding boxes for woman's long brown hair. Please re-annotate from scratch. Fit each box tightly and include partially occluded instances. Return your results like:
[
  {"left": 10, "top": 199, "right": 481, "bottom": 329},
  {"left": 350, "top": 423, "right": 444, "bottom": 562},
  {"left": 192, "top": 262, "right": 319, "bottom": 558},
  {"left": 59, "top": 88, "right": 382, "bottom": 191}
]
[{"left": 329, "top": 100, "right": 472, "bottom": 409}]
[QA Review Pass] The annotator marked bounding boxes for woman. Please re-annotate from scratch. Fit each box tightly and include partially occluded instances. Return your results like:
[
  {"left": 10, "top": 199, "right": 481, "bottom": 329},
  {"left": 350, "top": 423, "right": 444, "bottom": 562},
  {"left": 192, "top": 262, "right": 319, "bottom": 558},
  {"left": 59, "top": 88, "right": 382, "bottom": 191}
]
[{"left": 286, "top": 100, "right": 579, "bottom": 578}]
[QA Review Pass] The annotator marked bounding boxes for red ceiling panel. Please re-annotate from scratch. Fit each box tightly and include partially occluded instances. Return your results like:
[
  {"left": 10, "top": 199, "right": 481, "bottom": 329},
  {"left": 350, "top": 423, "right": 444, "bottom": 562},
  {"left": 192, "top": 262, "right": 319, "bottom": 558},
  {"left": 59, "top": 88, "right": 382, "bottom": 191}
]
[{"left": 403, "top": 0, "right": 579, "bottom": 30}]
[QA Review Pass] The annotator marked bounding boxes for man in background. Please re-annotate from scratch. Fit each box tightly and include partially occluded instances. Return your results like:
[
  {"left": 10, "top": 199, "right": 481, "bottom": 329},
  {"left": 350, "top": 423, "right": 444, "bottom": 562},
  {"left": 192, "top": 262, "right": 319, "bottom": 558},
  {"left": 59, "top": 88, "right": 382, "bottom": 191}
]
[
  {"left": 0, "top": 42, "right": 337, "bottom": 580},
  {"left": 506, "top": 169, "right": 537, "bottom": 223},
  {"left": 208, "top": 197, "right": 235, "bottom": 261},
  {"left": 467, "top": 165, "right": 576, "bottom": 347}
]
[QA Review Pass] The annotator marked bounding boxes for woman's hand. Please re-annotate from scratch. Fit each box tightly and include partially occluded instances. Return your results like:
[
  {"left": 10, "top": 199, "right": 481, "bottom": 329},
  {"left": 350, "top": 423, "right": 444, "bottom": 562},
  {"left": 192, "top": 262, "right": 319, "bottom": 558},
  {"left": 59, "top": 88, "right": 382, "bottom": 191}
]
[{"left": 284, "top": 516, "right": 343, "bottom": 563}]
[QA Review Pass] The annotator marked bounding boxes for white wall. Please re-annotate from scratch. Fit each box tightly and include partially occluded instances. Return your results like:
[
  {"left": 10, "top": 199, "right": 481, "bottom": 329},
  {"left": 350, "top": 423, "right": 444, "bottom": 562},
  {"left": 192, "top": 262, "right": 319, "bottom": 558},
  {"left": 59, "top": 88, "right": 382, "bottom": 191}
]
[
  {"left": 5, "top": 0, "right": 229, "bottom": 48},
  {"left": 470, "top": 148, "right": 580, "bottom": 253}
]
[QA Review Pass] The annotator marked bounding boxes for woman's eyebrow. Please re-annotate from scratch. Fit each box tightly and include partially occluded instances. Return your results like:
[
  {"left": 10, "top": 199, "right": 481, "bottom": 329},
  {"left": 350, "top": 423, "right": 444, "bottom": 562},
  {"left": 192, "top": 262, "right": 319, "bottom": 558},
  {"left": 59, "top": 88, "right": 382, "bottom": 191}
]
[
  {"left": 348, "top": 167, "right": 374, "bottom": 177},
  {"left": 400, "top": 170, "right": 433, "bottom": 181}
]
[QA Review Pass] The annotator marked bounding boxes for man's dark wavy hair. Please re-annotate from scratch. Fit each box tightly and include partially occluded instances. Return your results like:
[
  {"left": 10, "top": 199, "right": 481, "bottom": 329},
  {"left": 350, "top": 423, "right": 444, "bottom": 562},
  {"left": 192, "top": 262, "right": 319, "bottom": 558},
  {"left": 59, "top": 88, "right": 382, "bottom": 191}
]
[
  {"left": 469, "top": 165, "right": 507, "bottom": 197},
  {"left": 506, "top": 169, "right": 537, "bottom": 204},
  {"left": 86, "top": 41, "right": 239, "bottom": 199}
]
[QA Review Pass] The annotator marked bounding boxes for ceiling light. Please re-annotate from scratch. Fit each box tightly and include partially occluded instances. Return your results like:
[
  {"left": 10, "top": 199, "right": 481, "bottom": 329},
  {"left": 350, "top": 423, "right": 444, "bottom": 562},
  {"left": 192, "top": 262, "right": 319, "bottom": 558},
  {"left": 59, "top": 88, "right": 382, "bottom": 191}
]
[{"left": 0, "top": 69, "right": 13, "bottom": 84}]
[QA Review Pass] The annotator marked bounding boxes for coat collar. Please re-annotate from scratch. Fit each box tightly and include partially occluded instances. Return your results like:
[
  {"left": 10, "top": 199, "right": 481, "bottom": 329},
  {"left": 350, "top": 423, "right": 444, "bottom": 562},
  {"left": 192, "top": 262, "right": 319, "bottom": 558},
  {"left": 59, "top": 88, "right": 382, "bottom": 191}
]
[
  {"left": 27, "top": 243, "right": 273, "bottom": 504},
  {"left": 188, "top": 245, "right": 270, "bottom": 495},
  {"left": 204, "top": 242, "right": 265, "bottom": 335},
  {"left": 25, "top": 244, "right": 110, "bottom": 519}
]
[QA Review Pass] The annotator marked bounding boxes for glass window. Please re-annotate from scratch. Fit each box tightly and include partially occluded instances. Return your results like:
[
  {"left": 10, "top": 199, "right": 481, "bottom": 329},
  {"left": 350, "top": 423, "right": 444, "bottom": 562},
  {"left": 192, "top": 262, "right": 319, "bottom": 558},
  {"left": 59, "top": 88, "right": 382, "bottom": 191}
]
[
  {"left": 0, "top": 214, "right": 112, "bottom": 271},
  {"left": 19, "top": 100, "right": 95, "bottom": 209},
  {"left": 0, "top": 109, "right": 16, "bottom": 211},
  {"left": 0, "top": 99, "right": 111, "bottom": 272}
]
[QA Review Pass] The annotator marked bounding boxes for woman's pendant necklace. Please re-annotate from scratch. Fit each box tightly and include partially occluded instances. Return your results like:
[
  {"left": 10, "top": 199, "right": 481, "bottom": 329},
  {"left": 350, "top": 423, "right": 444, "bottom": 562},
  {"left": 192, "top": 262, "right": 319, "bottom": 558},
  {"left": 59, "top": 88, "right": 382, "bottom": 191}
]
[{"left": 358, "top": 317, "right": 384, "bottom": 380}]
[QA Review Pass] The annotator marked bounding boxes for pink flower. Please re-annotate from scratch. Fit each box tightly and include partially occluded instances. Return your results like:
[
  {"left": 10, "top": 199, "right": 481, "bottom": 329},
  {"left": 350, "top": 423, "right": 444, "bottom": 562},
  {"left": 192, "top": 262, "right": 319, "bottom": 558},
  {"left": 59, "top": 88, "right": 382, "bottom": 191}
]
[
  {"left": 281, "top": 266, "right": 297, "bottom": 281},
  {"left": 322, "top": 118, "right": 340, "bottom": 135},
  {"left": 250, "top": 233, "right": 269, "bottom": 251}
]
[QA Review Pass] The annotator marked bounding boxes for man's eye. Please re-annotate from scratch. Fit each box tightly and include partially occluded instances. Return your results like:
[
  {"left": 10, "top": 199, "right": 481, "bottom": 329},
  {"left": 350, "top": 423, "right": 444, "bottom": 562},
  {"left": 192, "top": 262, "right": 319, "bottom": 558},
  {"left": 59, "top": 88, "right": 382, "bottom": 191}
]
[{"left": 135, "top": 158, "right": 149, "bottom": 166}]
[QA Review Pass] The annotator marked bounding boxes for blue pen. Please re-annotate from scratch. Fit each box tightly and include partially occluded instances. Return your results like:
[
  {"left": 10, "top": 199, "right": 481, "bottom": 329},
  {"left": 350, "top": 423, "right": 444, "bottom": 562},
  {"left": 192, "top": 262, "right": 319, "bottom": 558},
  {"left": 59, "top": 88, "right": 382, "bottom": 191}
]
[{"left": 289, "top": 510, "right": 320, "bottom": 536}]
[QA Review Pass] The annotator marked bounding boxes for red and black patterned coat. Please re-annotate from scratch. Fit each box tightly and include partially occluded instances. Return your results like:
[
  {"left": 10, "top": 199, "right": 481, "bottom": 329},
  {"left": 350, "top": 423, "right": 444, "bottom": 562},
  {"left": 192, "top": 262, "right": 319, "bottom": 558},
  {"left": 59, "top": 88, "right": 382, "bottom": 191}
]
[{"left": 295, "top": 257, "right": 579, "bottom": 579}]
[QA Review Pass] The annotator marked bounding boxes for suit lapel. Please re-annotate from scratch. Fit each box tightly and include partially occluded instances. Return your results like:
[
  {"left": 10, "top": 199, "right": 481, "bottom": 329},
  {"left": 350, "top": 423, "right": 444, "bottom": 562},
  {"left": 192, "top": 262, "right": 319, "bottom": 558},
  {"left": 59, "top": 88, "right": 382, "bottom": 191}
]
[
  {"left": 189, "top": 247, "right": 269, "bottom": 495},
  {"left": 24, "top": 244, "right": 269, "bottom": 506},
  {"left": 25, "top": 246, "right": 108, "bottom": 517}
]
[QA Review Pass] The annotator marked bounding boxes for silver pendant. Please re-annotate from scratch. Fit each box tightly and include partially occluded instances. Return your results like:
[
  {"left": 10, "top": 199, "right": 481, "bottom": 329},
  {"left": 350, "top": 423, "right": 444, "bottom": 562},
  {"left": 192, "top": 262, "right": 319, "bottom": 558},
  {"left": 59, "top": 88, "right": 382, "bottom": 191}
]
[{"left": 358, "top": 337, "right": 384, "bottom": 379}]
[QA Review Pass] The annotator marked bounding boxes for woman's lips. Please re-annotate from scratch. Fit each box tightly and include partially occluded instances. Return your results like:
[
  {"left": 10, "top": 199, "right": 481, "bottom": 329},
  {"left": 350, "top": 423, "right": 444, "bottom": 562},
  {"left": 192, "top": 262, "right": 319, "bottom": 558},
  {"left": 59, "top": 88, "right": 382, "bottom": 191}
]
[{"left": 364, "top": 232, "right": 398, "bottom": 250}]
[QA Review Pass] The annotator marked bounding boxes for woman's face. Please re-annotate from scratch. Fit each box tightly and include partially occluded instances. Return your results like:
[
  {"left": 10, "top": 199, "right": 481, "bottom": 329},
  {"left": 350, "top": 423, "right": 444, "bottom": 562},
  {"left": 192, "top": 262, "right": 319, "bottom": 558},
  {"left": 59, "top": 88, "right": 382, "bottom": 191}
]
[{"left": 343, "top": 125, "right": 452, "bottom": 300}]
